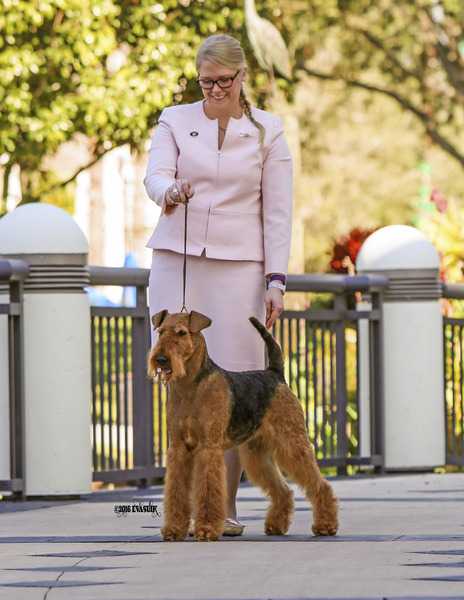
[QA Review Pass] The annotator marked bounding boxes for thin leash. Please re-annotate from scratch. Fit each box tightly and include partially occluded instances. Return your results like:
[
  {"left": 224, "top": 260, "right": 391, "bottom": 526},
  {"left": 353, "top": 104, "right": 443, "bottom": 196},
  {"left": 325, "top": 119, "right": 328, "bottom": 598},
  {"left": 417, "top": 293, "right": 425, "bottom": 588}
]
[{"left": 180, "top": 199, "right": 188, "bottom": 313}]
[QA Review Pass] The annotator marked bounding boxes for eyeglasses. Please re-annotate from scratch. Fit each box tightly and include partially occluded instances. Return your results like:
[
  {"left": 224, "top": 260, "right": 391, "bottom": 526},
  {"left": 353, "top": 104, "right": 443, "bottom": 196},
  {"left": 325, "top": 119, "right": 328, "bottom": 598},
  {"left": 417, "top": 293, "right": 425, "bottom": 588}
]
[{"left": 196, "top": 69, "right": 241, "bottom": 90}]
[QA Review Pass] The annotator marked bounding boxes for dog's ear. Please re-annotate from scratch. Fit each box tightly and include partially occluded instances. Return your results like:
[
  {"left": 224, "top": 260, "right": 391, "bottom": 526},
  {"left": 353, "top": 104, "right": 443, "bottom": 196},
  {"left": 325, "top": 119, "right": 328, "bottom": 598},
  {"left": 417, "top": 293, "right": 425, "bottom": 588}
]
[
  {"left": 152, "top": 309, "right": 169, "bottom": 330},
  {"left": 188, "top": 310, "right": 212, "bottom": 333}
]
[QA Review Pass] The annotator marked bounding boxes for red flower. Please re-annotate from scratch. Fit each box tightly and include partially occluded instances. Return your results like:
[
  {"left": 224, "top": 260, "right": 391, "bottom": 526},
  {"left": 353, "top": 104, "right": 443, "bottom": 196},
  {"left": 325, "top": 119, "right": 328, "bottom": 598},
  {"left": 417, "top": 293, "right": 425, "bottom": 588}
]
[
  {"left": 430, "top": 188, "right": 448, "bottom": 213},
  {"left": 329, "top": 227, "right": 376, "bottom": 273}
]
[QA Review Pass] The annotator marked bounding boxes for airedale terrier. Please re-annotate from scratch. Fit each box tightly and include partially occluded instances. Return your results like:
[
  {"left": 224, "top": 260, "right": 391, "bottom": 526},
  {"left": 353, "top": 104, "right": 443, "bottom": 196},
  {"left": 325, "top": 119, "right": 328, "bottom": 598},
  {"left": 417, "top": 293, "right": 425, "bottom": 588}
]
[{"left": 148, "top": 310, "right": 339, "bottom": 542}]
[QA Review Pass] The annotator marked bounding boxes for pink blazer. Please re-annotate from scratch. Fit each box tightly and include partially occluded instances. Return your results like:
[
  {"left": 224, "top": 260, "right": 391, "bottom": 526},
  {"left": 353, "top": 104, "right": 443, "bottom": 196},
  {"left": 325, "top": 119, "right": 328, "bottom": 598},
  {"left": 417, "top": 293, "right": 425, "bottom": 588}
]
[{"left": 143, "top": 100, "right": 293, "bottom": 275}]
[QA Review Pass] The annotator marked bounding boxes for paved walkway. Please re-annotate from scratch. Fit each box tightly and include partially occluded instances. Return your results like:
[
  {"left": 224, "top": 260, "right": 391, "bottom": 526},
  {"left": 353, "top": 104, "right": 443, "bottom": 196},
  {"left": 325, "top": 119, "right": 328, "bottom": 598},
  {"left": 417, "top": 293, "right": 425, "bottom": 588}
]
[{"left": 0, "top": 473, "right": 464, "bottom": 599}]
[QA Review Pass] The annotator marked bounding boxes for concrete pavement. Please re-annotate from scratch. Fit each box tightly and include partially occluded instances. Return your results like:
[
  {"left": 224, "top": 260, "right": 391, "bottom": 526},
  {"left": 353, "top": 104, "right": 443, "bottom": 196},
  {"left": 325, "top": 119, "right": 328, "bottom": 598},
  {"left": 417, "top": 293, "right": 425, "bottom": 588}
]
[{"left": 0, "top": 472, "right": 464, "bottom": 599}]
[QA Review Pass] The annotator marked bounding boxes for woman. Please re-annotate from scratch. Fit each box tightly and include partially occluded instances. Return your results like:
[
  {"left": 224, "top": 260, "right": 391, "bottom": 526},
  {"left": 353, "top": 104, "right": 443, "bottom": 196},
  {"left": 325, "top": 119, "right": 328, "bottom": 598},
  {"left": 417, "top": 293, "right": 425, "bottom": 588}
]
[{"left": 144, "top": 33, "right": 293, "bottom": 536}]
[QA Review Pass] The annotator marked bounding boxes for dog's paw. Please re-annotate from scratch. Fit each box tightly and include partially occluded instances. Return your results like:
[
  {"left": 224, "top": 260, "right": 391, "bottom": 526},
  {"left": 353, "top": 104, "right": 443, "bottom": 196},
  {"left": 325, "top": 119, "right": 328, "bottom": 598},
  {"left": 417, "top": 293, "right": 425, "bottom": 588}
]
[
  {"left": 312, "top": 521, "right": 338, "bottom": 536},
  {"left": 312, "top": 481, "right": 338, "bottom": 536},
  {"left": 264, "top": 516, "right": 289, "bottom": 536},
  {"left": 162, "top": 526, "right": 188, "bottom": 541},
  {"left": 264, "top": 523, "right": 287, "bottom": 536},
  {"left": 265, "top": 508, "right": 291, "bottom": 536},
  {"left": 195, "top": 524, "right": 220, "bottom": 542}
]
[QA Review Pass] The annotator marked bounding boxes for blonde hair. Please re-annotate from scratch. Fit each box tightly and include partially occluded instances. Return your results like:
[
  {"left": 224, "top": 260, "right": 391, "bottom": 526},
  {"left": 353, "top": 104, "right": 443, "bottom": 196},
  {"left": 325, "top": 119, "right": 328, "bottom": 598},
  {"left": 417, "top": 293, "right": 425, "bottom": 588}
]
[{"left": 196, "top": 34, "right": 265, "bottom": 147}]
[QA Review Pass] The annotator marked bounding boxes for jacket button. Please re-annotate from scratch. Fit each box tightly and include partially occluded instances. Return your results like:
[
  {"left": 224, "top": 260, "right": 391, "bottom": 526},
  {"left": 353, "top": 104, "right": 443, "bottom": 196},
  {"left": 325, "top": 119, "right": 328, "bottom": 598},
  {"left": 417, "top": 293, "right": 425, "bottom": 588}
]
[{"left": 190, "top": 131, "right": 199, "bottom": 137}]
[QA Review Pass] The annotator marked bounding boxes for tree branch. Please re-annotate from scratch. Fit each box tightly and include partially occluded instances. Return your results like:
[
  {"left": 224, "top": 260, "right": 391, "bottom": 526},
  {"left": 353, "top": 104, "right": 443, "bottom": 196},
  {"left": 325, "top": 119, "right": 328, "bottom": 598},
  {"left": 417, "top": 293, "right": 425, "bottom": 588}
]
[
  {"left": 421, "top": 6, "right": 464, "bottom": 98},
  {"left": 40, "top": 145, "right": 116, "bottom": 196},
  {"left": 297, "top": 64, "right": 464, "bottom": 168},
  {"left": 356, "top": 28, "right": 422, "bottom": 82},
  {"left": 435, "top": 41, "right": 464, "bottom": 98}
]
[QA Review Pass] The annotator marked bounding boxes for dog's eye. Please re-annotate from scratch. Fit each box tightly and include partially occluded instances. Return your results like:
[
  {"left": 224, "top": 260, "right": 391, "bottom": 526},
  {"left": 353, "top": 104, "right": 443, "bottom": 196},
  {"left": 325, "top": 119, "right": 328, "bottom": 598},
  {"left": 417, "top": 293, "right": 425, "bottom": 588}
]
[{"left": 177, "top": 330, "right": 187, "bottom": 336}]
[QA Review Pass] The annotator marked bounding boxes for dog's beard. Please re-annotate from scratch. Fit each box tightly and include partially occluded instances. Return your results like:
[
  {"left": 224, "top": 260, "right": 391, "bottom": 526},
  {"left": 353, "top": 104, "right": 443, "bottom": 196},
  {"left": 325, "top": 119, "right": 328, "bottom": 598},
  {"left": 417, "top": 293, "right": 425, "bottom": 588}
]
[
  {"left": 147, "top": 350, "right": 158, "bottom": 379},
  {"left": 168, "top": 353, "right": 186, "bottom": 382}
]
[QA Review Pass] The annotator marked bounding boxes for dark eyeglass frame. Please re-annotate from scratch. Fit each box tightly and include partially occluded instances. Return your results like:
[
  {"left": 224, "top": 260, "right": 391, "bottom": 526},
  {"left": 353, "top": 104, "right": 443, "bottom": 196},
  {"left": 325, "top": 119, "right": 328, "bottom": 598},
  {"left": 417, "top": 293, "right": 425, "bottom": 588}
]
[{"left": 196, "top": 69, "right": 241, "bottom": 90}]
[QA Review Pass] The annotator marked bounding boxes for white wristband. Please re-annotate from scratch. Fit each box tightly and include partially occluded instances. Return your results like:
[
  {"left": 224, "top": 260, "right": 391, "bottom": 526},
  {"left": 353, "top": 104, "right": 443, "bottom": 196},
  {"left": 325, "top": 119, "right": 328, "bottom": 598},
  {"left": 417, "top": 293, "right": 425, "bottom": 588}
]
[{"left": 268, "top": 280, "right": 286, "bottom": 294}]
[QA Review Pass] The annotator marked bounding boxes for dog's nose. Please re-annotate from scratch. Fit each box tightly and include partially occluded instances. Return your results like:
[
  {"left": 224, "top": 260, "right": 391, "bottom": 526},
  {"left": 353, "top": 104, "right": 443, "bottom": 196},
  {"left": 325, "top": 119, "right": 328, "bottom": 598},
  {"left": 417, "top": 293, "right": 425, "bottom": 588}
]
[{"left": 156, "top": 355, "right": 169, "bottom": 366}]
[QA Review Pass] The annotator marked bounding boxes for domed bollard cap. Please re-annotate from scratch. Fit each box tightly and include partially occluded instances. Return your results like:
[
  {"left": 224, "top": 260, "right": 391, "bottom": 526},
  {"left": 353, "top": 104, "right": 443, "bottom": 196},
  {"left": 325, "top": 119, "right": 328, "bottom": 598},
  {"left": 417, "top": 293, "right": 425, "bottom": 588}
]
[
  {"left": 0, "top": 203, "right": 89, "bottom": 291},
  {"left": 356, "top": 225, "right": 441, "bottom": 302},
  {"left": 356, "top": 225, "right": 439, "bottom": 272},
  {"left": 0, "top": 203, "right": 88, "bottom": 256}
]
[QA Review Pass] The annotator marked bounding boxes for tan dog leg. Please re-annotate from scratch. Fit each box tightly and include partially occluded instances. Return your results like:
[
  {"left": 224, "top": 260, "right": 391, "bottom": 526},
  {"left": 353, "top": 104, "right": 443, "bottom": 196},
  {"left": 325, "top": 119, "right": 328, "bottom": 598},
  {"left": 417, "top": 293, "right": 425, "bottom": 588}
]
[
  {"left": 192, "top": 447, "right": 226, "bottom": 541},
  {"left": 240, "top": 438, "right": 294, "bottom": 535},
  {"left": 161, "top": 445, "right": 193, "bottom": 541}
]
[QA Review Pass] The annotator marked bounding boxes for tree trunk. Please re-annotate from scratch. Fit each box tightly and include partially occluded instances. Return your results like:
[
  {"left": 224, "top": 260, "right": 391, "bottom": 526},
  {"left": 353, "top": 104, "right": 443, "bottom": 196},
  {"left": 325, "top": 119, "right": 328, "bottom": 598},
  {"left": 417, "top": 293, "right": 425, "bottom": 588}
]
[
  {"left": 1, "top": 162, "right": 13, "bottom": 216},
  {"left": 18, "top": 168, "right": 41, "bottom": 205}
]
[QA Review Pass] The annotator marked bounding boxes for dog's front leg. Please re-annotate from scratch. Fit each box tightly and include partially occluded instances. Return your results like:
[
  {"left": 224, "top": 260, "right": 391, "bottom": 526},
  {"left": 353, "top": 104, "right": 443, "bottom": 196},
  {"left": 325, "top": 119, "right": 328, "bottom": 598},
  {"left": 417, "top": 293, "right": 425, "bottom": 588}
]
[
  {"left": 161, "top": 445, "right": 193, "bottom": 541},
  {"left": 192, "top": 447, "right": 226, "bottom": 541}
]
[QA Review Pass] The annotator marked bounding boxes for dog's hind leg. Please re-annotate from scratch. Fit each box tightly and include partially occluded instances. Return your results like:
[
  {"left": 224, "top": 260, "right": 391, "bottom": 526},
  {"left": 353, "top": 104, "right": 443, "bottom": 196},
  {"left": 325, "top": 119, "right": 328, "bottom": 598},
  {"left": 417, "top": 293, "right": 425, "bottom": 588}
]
[
  {"left": 263, "top": 389, "right": 339, "bottom": 536},
  {"left": 239, "top": 438, "right": 294, "bottom": 535},
  {"left": 162, "top": 445, "right": 194, "bottom": 541},
  {"left": 192, "top": 447, "right": 226, "bottom": 541},
  {"left": 273, "top": 432, "right": 338, "bottom": 536}
]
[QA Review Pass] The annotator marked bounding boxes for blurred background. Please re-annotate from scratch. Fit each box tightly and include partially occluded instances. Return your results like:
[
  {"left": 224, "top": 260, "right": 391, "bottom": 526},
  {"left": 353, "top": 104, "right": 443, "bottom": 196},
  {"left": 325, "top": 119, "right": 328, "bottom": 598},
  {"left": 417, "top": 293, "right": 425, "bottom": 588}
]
[{"left": 1, "top": 0, "right": 463, "bottom": 281}]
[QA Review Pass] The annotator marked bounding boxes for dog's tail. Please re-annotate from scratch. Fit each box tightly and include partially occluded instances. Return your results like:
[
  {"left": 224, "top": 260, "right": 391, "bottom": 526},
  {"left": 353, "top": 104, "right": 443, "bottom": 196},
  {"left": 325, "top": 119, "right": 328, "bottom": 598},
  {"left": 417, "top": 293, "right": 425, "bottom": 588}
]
[{"left": 249, "top": 317, "right": 284, "bottom": 377}]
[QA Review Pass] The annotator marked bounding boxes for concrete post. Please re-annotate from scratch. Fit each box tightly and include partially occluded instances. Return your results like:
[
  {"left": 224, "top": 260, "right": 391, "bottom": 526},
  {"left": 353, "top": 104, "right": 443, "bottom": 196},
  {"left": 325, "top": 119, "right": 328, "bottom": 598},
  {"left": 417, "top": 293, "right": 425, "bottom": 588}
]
[
  {"left": 0, "top": 203, "right": 92, "bottom": 495},
  {"left": 0, "top": 284, "right": 10, "bottom": 482},
  {"left": 356, "top": 299, "right": 372, "bottom": 459},
  {"left": 356, "top": 225, "right": 445, "bottom": 470}
]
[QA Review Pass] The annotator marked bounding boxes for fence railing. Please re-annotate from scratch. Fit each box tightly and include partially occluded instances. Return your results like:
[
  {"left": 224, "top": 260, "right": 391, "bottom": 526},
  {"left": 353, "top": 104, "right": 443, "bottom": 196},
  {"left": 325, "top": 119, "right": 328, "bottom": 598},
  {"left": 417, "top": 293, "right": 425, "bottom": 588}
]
[
  {"left": 442, "top": 283, "right": 464, "bottom": 466},
  {"left": 282, "top": 275, "right": 387, "bottom": 472},
  {"left": 88, "top": 267, "right": 388, "bottom": 484},
  {"left": 0, "top": 259, "right": 28, "bottom": 495}
]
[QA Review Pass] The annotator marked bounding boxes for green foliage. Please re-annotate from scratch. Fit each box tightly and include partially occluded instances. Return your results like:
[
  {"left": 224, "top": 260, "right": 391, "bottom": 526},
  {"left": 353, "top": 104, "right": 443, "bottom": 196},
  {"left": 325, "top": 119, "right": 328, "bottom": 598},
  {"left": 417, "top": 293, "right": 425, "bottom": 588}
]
[
  {"left": 268, "top": 0, "right": 464, "bottom": 272},
  {"left": 418, "top": 193, "right": 464, "bottom": 316},
  {"left": 296, "top": 85, "right": 425, "bottom": 272},
  {"left": 3, "top": 0, "right": 464, "bottom": 268},
  {"left": 444, "top": 323, "right": 464, "bottom": 458},
  {"left": 295, "top": 1, "right": 464, "bottom": 165},
  {"left": 0, "top": 0, "right": 294, "bottom": 211},
  {"left": 421, "top": 196, "right": 464, "bottom": 281}
]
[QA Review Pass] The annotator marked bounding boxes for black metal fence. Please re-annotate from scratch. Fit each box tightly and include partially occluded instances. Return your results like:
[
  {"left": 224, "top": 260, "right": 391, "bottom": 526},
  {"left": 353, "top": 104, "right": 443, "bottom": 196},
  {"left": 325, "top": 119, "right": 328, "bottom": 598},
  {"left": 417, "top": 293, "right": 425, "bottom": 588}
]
[
  {"left": 0, "top": 259, "right": 28, "bottom": 496},
  {"left": 278, "top": 275, "right": 387, "bottom": 471},
  {"left": 89, "top": 267, "right": 164, "bottom": 485},
  {"left": 3, "top": 260, "right": 461, "bottom": 496},
  {"left": 89, "top": 267, "right": 388, "bottom": 484},
  {"left": 442, "top": 283, "right": 464, "bottom": 466}
]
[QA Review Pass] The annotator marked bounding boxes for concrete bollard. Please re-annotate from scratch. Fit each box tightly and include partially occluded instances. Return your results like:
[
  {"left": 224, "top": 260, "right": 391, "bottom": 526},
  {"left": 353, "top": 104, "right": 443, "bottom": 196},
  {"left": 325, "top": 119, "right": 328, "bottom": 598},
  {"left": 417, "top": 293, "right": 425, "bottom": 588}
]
[
  {"left": 0, "top": 203, "right": 92, "bottom": 496},
  {"left": 356, "top": 225, "right": 445, "bottom": 470}
]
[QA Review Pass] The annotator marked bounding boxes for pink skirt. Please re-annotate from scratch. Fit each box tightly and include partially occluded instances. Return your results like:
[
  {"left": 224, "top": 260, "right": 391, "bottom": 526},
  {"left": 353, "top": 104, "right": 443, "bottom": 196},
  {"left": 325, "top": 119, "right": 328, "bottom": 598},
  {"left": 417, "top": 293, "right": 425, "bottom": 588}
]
[{"left": 148, "top": 249, "right": 266, "bottom": 370}]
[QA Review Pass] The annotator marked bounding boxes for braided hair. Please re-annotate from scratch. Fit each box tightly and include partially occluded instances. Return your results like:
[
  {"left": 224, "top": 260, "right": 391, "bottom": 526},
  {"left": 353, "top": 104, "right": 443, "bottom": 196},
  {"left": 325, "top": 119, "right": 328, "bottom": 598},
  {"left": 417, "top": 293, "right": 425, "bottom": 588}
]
[{"left": 240, "top": 87, "right": 265, "bottom": 147}]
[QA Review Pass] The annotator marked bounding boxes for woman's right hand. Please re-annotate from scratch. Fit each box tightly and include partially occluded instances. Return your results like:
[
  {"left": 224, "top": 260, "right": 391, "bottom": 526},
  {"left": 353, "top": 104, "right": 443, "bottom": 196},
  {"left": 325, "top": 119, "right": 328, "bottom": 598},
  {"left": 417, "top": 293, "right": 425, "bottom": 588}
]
[{"left": 165, "top": 179, "right": 194, "bottom": 209}]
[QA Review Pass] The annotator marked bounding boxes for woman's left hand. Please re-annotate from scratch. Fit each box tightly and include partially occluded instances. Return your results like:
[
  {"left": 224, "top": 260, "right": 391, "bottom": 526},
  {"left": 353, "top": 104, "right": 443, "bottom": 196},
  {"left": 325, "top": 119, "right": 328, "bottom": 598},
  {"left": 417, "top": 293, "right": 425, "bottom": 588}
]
[{"left": 265, "top": 287, "right": 284, "bottom": 329}]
